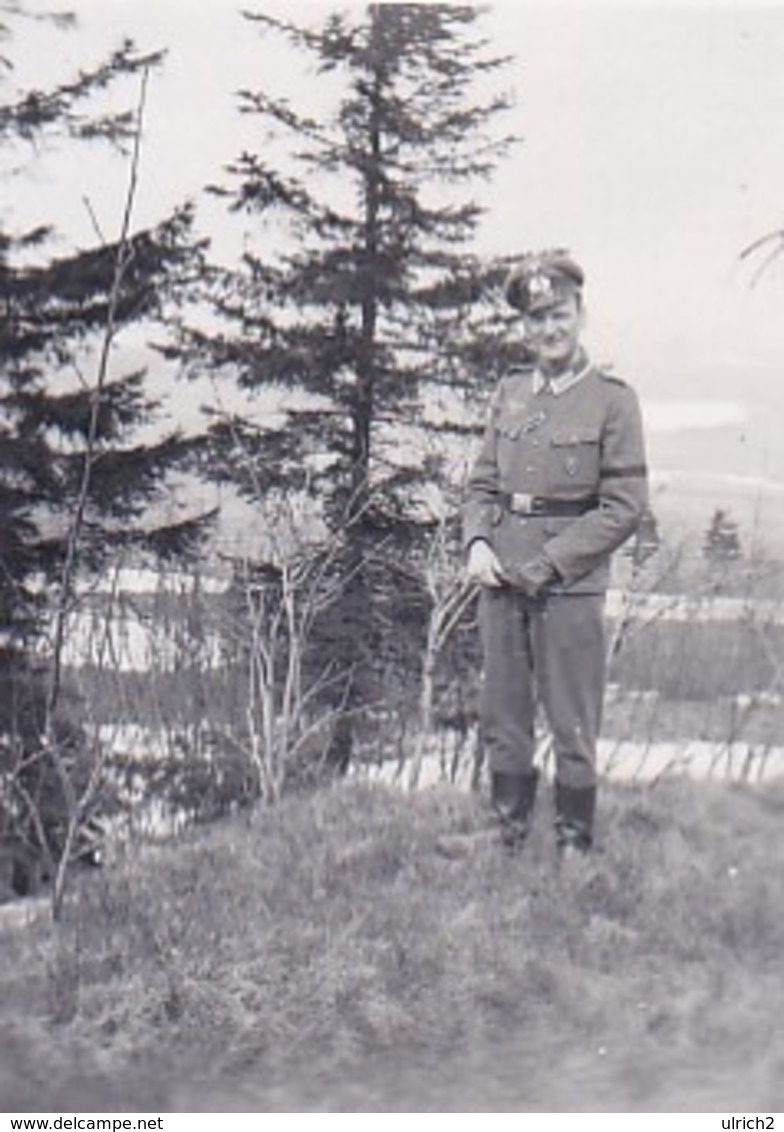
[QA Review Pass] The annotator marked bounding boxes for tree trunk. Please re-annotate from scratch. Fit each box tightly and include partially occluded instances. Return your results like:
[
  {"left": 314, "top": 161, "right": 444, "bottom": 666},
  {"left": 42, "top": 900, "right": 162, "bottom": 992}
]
[{"left": 324, "top": 51, "right": 384, "bottom": 774}]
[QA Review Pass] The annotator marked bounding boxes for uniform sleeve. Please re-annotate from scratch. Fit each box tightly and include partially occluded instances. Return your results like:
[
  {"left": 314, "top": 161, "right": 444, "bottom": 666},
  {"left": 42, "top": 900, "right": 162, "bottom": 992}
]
[
  {"left": 542, "top": 381, "right": 648, "bottom": 584},
  {"left": 462, "top": 395, "right": 502, "bottom": 551}
]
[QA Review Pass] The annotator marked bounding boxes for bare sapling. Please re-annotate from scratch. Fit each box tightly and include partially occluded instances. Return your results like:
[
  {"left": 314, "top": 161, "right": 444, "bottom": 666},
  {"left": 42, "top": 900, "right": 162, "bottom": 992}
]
[
  {"left": 407, "top": 507, "right": 477, "bottom": 790},
  {"left": 208, "top": 412, "right": 367, "bottom": 803},
  {"left": 42, "top": 69, "right": 151, "bottom": 920}
]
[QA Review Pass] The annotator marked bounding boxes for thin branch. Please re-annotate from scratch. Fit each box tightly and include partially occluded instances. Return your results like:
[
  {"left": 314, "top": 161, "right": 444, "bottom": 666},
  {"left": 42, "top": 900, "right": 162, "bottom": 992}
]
[
  {"left": 740, "top": 230, "right": 784, "bottom": 288},
  {"left": 43, "top": 66, "right": 150, "bottom": 919},
  {"left": 46, "top": 66, "right": 149, "bottom": 721},
  {"left": 82, "top": 193, "right": 106, "bottom": 245}
]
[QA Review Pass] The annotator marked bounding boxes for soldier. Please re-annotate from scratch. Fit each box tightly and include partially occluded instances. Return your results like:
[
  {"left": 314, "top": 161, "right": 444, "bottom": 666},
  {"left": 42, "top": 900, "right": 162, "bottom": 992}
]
[{"left": 459, "top": 249, "right": 648, "bottom": 857}]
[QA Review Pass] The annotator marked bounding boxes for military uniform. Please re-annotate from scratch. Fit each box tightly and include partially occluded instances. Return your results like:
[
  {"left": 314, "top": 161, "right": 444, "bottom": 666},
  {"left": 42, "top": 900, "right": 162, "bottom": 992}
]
[{"left": 461, "top": 252, "right": 648, "bottom": 853}]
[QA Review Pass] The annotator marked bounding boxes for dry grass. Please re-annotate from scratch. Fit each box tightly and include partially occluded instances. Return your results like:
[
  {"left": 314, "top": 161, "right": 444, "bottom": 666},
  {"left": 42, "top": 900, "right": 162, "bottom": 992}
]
[{"left": 1, "top": 777, "right": 783, "bottom": 1112}]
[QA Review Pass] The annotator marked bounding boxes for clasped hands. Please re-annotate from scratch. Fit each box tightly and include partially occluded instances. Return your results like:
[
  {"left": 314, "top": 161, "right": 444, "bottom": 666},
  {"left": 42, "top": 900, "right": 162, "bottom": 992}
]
[{"left": 466, "top": 539, "right": 555, "bottom": 598}]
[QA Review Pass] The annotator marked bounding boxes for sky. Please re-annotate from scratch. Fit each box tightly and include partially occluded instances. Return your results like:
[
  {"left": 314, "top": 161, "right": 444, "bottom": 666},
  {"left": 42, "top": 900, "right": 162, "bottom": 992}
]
[{"left": 6, "top": 0, "right": 784, "bottom": 549}]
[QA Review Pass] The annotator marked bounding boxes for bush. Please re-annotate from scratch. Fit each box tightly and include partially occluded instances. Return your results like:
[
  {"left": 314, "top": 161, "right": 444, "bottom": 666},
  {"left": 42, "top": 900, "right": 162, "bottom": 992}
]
[{"left": 0, "top": 654, "right": 108, "bottom": 893}]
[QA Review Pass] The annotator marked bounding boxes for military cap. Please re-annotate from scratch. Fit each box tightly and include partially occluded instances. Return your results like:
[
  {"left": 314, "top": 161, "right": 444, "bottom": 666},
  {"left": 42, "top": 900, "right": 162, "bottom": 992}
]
[{"left": 504, "top": 249, "right": 584, "bottom": 312}]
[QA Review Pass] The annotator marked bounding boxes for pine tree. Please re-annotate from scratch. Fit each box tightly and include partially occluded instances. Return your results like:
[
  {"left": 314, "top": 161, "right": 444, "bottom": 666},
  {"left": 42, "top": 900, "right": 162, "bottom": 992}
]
[
  {"left": 0, "top": 6, "right": 209, "bottom": 878},
  {"left": 177, "top": 3, "right": 517, "bottom": 771}
]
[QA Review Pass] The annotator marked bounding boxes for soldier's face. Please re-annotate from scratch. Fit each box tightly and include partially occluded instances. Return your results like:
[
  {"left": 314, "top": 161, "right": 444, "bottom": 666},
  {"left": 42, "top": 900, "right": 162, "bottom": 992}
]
[{"left": 522, "top": 294, "right": 584, "bottom": 370}]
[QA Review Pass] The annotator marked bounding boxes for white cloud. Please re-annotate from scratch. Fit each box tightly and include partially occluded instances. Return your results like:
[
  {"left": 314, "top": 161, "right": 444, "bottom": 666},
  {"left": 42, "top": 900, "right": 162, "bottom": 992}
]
[{"left": 642, "top": 400, "right": 747, "bottom": 434}]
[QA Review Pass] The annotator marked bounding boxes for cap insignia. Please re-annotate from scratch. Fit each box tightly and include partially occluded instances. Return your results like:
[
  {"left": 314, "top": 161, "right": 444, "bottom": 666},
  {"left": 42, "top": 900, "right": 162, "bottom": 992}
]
[{"left": 528, "top": 272, "right": 554, "bottom": 300}]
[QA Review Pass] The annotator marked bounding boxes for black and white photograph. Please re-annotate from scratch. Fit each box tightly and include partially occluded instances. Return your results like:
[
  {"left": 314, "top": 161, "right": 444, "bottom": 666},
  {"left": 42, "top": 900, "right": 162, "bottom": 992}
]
[{"left": 1, "top": 0, "right": 783, "bottom": 1116}]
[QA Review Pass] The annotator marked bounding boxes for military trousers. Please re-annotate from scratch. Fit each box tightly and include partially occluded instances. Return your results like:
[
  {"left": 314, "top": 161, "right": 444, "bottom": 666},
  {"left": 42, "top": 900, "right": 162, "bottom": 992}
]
[{"left": 478, "top": 587, "right": 606, "bottom": 790}]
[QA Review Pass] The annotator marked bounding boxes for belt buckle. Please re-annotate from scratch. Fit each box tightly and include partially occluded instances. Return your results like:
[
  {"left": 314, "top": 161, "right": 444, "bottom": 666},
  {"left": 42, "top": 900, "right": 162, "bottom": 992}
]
[{"left": 510, "top": 491, "right": 534, "bottom": 515}]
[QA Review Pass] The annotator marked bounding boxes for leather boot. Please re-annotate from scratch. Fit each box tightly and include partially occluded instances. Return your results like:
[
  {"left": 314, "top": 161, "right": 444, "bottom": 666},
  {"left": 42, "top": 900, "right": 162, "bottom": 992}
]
[
  {"left": 554, "top": 780, "right": 596, "bottom": 855},
  {"left": 435, "top": 769, "right": 539, "bottom": 859},
  {"left": 492, "top": 768, "right": 539, "bottom": 850}
]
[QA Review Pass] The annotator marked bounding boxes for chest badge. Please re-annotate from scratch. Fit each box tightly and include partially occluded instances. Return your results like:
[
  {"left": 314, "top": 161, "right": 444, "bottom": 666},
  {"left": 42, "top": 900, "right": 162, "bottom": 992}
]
[{"left": 564, "top": 455, "right": 580, "bottom": 477}]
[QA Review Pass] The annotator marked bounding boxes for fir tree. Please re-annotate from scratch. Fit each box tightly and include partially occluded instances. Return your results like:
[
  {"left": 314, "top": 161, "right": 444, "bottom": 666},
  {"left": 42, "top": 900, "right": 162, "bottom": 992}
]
[
  {"left": 177, "top": 3, "right": 517, "bottom": 770},
  {"left": 0, "top": 6, "right": 209, "bottom": 876}
]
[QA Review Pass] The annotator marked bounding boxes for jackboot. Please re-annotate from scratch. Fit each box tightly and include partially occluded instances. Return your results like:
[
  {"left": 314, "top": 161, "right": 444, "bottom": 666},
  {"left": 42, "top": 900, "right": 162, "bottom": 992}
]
[
  {"left": 492, "top": 768, "right": 539, "bottom": 850},
  {"left": 435, "top": 769, "right": 539, "bottom": 859},
  {"left": 554, "top": 780, "right": 596, "bottom": 855}
]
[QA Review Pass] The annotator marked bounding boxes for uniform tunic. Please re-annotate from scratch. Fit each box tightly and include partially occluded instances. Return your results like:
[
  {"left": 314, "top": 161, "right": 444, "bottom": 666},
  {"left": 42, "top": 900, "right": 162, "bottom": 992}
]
[{"left": 463, "top": 361, "right": 648, "bottom": 788}]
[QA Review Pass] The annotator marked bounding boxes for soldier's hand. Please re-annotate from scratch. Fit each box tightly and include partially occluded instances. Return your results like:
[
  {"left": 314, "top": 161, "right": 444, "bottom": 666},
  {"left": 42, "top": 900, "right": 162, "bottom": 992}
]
[
  {"left": 466, "top": 539, "right": 506, "bottom": 588},
  {"left": 510, "top": 554, "right": 557, "bottom": 598}
]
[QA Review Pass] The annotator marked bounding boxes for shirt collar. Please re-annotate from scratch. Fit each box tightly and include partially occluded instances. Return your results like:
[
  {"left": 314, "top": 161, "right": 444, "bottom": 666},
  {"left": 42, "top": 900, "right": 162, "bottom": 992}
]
[{"left": 533, "top": 356, "right": 591, "bottom": 396}]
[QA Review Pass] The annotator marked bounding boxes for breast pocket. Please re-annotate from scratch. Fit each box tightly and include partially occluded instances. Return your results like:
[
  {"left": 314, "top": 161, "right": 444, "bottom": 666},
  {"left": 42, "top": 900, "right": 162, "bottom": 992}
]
[
  {"left": 495, "top": 403, "right": 530, "bottom": 440},
  {"left": 547, "top": 428, "right": 601, "bottom": 492}
]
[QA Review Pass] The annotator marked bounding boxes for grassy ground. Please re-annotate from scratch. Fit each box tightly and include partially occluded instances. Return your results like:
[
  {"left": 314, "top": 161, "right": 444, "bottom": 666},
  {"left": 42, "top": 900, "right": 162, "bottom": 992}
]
[{"left": 1, "top": 777, "right": 783, "bottom": 1113}]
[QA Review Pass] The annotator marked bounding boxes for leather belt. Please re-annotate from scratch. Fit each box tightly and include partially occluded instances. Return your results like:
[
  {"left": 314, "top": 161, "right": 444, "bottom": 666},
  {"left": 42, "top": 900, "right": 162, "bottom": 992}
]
[{"left": 502, "top": 492, "right": 599, "bottom": 517}]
